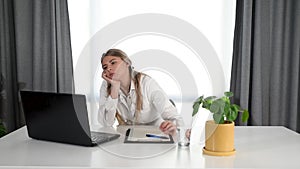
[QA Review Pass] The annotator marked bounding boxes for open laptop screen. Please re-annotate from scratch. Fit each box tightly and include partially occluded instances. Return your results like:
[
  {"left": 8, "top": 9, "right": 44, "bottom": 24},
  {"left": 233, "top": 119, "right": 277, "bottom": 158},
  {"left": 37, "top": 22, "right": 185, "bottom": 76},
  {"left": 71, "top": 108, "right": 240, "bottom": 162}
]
[{"left": 20, "top": 91, "right": 93, "bottom": 146}]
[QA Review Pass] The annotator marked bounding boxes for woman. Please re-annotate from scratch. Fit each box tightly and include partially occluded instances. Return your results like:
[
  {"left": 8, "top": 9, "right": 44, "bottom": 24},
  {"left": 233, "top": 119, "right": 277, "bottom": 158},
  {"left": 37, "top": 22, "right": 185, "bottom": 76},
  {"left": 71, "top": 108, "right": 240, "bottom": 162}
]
[{"left": 98, "top": 49, "right": 184, "bottom": 134}]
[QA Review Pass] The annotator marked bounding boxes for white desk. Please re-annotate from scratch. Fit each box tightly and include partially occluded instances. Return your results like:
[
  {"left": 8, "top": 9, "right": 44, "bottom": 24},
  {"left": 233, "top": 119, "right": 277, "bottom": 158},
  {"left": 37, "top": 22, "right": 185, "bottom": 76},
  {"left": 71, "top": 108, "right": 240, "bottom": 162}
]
[{"left": 0, "top": 126, "right": 299, "bottom": 168}]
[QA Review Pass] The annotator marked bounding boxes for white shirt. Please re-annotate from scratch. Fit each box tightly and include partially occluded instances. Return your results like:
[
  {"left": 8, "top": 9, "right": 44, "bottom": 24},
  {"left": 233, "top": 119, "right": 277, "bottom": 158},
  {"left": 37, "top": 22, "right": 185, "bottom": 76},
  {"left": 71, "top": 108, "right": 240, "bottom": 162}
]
[{"left": 98, "top": 73, "right": 184, "bottom": 127}]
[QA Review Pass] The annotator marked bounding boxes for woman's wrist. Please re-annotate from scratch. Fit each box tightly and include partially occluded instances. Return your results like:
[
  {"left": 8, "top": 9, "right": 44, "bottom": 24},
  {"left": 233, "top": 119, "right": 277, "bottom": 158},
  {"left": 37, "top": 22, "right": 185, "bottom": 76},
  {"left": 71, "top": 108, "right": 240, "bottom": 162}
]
[{"left": 110, "top": 82, "right": 120, "bottom": 99}]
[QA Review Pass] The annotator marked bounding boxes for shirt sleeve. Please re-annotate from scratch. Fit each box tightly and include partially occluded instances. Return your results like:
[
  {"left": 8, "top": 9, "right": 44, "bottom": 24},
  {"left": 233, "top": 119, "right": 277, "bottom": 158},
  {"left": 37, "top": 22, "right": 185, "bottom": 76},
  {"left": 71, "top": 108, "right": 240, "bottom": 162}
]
[
  {"left": 145, "top": 76, "right": 185, "bottom": 127},
  {"left": 98, "top": 81, "right": 118, "bottom": 126}
]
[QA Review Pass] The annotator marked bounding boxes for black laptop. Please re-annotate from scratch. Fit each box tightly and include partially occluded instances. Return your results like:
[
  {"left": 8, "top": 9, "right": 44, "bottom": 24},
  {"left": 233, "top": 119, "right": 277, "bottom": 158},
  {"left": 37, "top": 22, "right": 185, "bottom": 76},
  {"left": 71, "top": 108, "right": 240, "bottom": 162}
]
[{"left": 20, "top": 90, "right": 120, "bottom": 146}]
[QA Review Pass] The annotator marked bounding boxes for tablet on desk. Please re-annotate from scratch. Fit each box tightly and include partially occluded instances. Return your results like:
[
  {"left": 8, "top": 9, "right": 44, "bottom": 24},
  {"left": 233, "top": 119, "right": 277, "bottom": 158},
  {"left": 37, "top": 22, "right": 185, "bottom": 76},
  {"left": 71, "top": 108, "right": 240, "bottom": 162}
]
[{"left": 124, "top": 127, "right": 174, "bottom": 144}]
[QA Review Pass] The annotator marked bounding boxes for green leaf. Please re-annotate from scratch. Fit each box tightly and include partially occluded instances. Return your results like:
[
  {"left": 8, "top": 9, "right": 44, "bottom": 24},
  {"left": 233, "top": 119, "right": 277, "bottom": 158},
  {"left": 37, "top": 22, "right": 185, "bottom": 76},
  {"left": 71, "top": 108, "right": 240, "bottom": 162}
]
[
  {"left": 195, "top": 95, "right": 204, "bottom": 103},
  {"left": 192, "top": 101, "right": 199, "bottom": 109},
  {"left": 225, "top": 109, "right": 231, "bottom": 121},
  {"left": 210, "top": 101, "right": 220, "bottom": 113},
  {"left": 242, "top": 110, "right": 249, "bottom": 122},
  {"left": 224, "top": 91, "right": 233, "bottom": 97},
  {"left": 192, "top": 102, "right": 200, "bottom": 116},
  {"left": 192, "top": 96, "right": 204, "bottom": 116},
  {"left": 231, "top": 109, "right": 238, "bottom": 121},
  {"left": 216, "top": 99, "right": 225, "bottom": 111},
  {"left": 210, "top": 99, "right": 225, "bottom": 122},
  {"left": 224, "top": 104, "right": 230, "bottom": 117},
  {"left": 223, "top": 96, "right": 230, "bottom": 104},
  {"left": 202, "top": 101, "right": 210, "bottom": 109},
  {"left": 213, "top": 113, "right": 224, "bottom": 124},
  {"left": 226, "top": 108, "right": 235, "bottom": 122},
  {"left": 232, "top": 104, "right": 240, "bottom": 112},
  {"left": 204, "top": 96, "right": 216, "bottom": 101}
]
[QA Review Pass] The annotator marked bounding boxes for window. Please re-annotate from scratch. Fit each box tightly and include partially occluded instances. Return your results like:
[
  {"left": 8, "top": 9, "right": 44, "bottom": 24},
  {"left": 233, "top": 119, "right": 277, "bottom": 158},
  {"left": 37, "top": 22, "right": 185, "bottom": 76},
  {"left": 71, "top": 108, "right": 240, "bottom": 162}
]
[{"left": 69, "top": 0, "right": 236, "bottom": 129}]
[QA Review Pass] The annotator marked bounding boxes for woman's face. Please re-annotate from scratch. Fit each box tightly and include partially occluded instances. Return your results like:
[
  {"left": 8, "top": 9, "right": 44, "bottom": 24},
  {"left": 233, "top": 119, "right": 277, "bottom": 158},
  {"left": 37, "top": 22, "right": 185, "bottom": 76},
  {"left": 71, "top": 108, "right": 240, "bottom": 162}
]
[{"left": 101, "top": 55, "right": 129, "bottom": 80}]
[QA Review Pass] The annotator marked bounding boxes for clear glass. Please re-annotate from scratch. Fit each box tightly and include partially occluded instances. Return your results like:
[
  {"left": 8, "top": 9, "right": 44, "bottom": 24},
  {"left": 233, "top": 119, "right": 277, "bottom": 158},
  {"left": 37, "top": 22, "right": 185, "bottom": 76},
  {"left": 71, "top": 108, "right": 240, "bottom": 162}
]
[{"left": 177, "top": 127, "right": 190, "bottom": 147}]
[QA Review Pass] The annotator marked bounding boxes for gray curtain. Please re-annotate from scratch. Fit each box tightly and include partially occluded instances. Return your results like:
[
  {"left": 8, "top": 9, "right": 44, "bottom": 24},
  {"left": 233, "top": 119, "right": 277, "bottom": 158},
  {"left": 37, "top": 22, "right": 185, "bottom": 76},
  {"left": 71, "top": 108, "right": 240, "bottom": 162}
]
[
  {"left": 0, "top": 0, "right": 74, "bottom": 134},
  {"left": 230, "top": 0, "right": 300, "bottom": 133}
]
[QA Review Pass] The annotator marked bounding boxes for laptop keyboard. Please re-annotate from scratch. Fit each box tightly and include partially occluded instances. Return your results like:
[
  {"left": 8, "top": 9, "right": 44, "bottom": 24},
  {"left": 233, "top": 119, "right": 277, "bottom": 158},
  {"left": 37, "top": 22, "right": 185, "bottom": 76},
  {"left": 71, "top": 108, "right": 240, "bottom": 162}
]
[
  {"left": 91, "top": 131, "right": 120, "bottom": 144},
  {"left": 91, "top": 134, "right": 108, "bottom": 142}
]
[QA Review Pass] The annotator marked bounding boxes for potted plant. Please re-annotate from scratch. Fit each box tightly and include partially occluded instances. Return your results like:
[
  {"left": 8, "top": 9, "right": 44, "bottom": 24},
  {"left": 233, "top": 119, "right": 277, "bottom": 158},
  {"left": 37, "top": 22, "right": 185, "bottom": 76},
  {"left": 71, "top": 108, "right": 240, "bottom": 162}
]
[{"left": 192, "top": 91, "right": 249, "bottom": 156}]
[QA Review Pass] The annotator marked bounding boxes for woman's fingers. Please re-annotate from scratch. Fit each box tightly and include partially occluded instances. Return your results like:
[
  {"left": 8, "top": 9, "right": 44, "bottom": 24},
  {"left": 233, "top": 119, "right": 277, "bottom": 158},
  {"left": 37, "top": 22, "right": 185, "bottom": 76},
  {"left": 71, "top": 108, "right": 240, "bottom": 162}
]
[
  {"left": 102, "top": 72, "right": 111, "bottom": 82},
  {"left": 159, "top": 121, "right": 170, "bottom": 131},
  {"left": 159, "top": 121, "right": 167, "bottom": 129},
  {"left": 160, "top": 121, "right": 176, "bottom": 135},
  {"left": 185, "top": 129, "right": 191, "bottom": 140},
  {"left": 102, "top": 72, "right": 117, "bottom": 85}
]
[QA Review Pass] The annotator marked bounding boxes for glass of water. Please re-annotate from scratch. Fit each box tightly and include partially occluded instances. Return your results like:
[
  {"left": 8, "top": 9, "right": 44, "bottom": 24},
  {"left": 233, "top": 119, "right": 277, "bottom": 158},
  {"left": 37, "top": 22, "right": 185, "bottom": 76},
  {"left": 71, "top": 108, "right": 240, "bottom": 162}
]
[{"left": 177, "top": 127, "right": 190, "bottom": 147}]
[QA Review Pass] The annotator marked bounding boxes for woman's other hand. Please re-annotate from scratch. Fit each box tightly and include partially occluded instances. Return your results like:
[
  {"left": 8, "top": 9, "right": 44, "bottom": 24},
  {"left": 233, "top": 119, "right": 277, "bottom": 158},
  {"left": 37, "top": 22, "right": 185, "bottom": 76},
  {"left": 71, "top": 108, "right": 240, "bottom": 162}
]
[{"left": 159, "top": 121, "right": 176, "bottom": 135}]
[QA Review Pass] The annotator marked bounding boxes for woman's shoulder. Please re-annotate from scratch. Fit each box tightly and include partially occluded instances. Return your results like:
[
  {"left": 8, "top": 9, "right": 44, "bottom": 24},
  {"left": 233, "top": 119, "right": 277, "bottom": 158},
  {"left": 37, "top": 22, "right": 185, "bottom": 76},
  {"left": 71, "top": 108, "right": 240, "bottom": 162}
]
[
  {"left": 133, "top": 71, "right": 158, "bottom": 86},
  {"left": 139, "top": 72, "right": 153, "bottom": 83},
  {"left": 139, "top": 73, "right": 162, "bottom": 90}
]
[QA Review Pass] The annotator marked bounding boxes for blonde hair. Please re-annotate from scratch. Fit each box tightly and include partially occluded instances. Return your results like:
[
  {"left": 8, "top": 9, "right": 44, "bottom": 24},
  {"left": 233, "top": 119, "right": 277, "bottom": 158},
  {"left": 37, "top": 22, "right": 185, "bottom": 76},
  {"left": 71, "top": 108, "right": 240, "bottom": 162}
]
[{"left": 101, "top": 49, "right": 144, "bottom": 113}]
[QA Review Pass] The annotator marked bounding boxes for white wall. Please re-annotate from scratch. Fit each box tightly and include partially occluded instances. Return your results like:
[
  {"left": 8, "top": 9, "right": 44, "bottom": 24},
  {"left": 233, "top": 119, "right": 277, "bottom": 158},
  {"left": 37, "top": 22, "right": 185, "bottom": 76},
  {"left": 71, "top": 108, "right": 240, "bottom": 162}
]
[{"left": 68, "top": 0, "right": 236, "bottom": 143}]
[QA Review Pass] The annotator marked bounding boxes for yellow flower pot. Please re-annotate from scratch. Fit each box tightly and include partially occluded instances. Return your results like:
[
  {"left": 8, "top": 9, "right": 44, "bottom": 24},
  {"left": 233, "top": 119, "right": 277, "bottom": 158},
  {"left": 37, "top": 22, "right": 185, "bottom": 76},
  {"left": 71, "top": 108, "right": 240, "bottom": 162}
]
[{"left": 203, "top": 120, "right": 236, "bottom": 156}]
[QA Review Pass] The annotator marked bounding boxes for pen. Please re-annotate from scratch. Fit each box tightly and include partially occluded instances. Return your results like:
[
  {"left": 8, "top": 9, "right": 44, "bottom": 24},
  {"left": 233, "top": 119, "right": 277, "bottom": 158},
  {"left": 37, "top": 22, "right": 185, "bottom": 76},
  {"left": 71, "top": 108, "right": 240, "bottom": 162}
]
[{"left": 145, "top": 134, "right": 169, "bottom": 139}]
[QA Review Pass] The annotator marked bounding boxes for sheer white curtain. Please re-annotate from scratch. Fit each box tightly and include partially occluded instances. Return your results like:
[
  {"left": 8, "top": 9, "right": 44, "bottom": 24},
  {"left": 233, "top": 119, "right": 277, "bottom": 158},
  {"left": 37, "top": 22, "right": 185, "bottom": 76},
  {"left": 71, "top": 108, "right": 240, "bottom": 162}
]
[{"left": 68, "top": 0, "right": 236, "bottom": 144}]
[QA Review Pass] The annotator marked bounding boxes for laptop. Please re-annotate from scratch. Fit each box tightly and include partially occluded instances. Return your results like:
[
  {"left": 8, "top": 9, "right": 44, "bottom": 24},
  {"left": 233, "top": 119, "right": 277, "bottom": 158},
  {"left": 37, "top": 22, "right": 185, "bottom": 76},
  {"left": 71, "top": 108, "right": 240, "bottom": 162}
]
[{"left": 20, "top": 90, "right": 120, "bottom": 146}]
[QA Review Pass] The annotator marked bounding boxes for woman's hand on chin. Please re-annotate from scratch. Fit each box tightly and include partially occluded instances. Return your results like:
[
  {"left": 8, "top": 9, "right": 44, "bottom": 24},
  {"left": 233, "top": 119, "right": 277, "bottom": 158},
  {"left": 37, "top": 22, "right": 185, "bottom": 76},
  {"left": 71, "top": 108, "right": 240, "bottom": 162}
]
[{"left": 102, "top": 71, "right": 120, "bottom": 98}]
